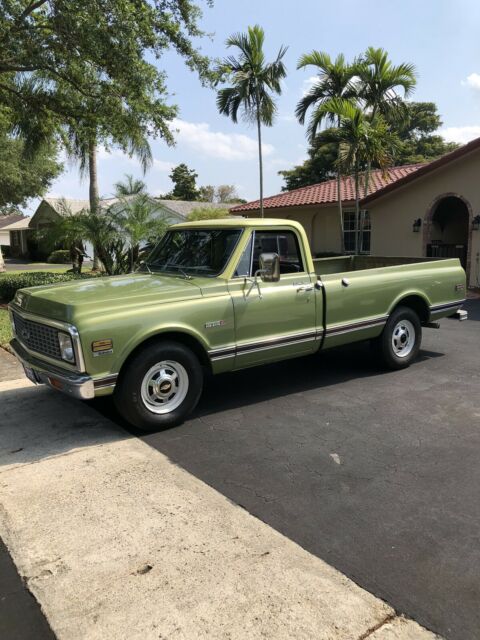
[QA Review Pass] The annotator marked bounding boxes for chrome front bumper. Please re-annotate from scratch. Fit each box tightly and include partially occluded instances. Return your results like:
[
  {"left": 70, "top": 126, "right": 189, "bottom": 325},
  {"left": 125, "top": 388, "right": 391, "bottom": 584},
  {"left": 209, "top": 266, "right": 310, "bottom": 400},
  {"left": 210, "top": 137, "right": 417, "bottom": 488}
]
[{"left": 10, "top": 338, "right": 95, "bottom": 400}]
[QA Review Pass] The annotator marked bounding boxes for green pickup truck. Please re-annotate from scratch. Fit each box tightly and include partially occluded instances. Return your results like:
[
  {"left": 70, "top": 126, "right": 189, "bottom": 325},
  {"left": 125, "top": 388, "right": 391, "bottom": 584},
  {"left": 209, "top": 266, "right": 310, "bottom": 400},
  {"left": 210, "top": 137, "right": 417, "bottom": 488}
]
[{"left": 9, "top": 218, "right": 467, "bottom": 431}]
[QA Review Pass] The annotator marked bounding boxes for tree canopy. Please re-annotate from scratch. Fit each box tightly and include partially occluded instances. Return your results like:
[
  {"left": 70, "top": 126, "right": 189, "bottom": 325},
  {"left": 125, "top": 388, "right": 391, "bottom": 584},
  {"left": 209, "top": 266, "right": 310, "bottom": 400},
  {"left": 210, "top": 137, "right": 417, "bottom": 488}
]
[
  {"left": 280, "top": 101, "right": 459, "bottom": 191},
  {"left": 0, "top": 1, "right": 213, "bottom": 152},
  {"left": 0, "top": 108, "right": 62, "bottom": 210},
  {"left": 165, "top": 163, "right": 199, "bottom": 200}
]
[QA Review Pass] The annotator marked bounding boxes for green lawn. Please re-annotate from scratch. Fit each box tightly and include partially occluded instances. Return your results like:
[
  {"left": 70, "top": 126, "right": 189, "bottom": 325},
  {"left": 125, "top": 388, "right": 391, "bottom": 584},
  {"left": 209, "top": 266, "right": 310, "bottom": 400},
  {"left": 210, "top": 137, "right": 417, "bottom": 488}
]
[
  {"left": 0, "top": 266, "right": 71, "bottom": 276},
  {"left": 0, "top": 308, "right": 12, "bottom": 350}
]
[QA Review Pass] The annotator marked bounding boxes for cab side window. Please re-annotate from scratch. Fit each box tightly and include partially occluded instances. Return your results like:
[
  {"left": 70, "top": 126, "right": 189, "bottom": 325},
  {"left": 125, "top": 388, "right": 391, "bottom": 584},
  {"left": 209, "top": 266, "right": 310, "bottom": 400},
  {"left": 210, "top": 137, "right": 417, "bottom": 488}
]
[{"left": 252, "top": 230, "right": 304, "bottom": 274}]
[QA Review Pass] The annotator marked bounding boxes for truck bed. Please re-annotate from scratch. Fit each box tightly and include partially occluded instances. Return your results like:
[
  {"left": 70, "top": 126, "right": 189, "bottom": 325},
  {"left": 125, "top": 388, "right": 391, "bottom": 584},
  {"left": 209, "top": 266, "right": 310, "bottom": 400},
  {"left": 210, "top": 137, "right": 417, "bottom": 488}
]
[{"left": 313, "top": 255, "right": 444, "bottom": 276}]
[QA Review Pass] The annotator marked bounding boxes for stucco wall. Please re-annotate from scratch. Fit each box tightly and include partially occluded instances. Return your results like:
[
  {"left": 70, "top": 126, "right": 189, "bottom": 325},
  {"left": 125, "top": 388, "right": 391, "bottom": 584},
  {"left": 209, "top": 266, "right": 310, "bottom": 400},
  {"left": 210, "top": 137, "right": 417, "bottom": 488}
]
[
  {"left": 245, "top": 205, "right": 342, "bottom": 255},
  {"left": 368, "top": 148, "right": 480, "bottom": 286}
]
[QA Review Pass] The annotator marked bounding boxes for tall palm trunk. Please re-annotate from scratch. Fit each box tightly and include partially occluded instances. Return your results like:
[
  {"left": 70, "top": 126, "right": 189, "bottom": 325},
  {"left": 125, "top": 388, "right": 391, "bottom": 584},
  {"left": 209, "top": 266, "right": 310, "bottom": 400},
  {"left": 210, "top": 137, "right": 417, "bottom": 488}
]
[
  {"left": 255, "top": 90, "right": 264, "bottom": 218},
  {"left": 88, "top": 138, "right": 101, "bottom": 271},
  {"left": 354, "top": 161, "right": 360, "bottom": 255},
  {"left": 336, "top": 116, "right": 345, "bottom": 254},
  {"left": 0, "top": 246, "right": 5, "bottom": 273}
]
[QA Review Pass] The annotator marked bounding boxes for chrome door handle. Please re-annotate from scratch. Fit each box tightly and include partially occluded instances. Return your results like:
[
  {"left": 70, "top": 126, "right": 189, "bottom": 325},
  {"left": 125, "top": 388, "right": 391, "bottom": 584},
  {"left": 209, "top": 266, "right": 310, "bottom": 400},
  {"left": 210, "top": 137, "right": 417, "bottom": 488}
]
[{"left": 296, "top": 284, "right": 314, "bottom": 293}]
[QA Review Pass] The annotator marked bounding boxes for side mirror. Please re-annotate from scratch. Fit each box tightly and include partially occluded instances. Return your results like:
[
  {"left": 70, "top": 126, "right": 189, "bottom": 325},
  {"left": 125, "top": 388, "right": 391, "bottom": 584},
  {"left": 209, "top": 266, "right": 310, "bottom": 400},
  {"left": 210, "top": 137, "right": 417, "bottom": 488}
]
[{"left": 259, "top": 252, "right": 280, "bottom": 283}]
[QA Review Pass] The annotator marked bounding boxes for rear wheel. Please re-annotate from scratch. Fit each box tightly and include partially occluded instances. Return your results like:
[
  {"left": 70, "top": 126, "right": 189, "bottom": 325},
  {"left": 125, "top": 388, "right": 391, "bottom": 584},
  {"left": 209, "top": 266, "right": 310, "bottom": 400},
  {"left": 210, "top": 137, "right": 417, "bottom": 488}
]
[
  {"left": 375, "top": 306, "right": 422, "bottom": 370},
  {"left": 114, "top": 341, "right": 203, "bottom": 431}
]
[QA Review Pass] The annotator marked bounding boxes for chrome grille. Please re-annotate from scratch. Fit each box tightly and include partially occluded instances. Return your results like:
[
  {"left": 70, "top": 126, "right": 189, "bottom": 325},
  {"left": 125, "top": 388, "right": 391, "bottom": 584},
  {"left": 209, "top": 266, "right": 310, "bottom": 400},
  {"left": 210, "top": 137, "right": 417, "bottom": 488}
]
[{"left": 12, "top": 311, "right": 62, "bottom": 361}]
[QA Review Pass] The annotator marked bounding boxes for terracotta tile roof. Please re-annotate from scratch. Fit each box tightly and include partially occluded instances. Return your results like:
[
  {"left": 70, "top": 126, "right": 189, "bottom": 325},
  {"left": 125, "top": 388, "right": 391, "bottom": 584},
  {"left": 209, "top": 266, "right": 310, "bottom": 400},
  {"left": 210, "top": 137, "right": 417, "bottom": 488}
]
[{"left": 230, "top": 164, "right": 425, "bottom": 213}]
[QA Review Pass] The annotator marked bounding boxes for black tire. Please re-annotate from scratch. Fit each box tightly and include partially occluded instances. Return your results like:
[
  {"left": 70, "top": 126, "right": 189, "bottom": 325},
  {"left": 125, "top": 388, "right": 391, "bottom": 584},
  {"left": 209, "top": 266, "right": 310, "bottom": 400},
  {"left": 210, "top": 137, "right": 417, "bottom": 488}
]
[
  {"left": 114, "top": 340, "right": 203, "bottom": 432},
  {"left": 375, "top": 306, "right": 422, "bottom": 370}
]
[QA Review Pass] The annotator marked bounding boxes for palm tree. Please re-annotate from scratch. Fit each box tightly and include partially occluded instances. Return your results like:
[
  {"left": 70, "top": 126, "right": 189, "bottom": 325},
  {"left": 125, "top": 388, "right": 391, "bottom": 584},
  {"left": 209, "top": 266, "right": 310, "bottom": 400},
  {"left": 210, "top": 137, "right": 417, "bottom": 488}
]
[
  {"left": 296, "top": 52, "right": 357, "bottom": 252},
  {"left": 64, "top": 127, "right": 152, "bottom": 269},
  {"left": 357, "top": 47, "right": 417, "bottom": 120},
  {"left": 316, "top": 99, "right": 398, "bottom": 253},
  {"left": 357, "top": 47, "right": 416, "bottom": 195},
  {"left": 114, "top": 175, "right": 148, "bottom": 197},
  {"left": 216, "top": 25, "right": 287, "bottom": 217},
  {"left": 37, "top": 200, "right": 87, "bottom": 273},
  {"left": 112, "top": 195, "right": 168, "bottom": 272}
]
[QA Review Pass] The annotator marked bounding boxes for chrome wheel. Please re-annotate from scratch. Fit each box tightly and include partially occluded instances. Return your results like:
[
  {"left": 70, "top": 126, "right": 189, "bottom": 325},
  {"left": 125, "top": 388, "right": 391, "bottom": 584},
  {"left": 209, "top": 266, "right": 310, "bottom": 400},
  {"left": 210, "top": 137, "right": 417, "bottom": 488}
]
[
  {"left": 391, "top": 319, "right": 415, "bottom": 358},
  {"left": 140, "top": 360, "right": 189, "bottom": 414}
]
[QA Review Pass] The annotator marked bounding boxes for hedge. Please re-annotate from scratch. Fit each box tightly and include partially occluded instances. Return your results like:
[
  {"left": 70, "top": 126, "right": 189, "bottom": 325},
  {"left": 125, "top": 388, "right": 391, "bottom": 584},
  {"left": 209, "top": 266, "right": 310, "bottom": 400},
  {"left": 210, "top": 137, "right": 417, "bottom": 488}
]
[
  {"left": 0, "top": 272, "right": 100, "bottom": 302},
  {"left": 47, "top": 249, "right": 71, "bottom": 264}
]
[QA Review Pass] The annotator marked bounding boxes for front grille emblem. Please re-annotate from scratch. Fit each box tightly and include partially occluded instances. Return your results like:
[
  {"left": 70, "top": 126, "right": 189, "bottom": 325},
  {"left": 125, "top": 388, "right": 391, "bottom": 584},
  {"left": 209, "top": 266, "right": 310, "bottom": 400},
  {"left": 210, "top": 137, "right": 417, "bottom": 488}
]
[{"left": 21, "top": 327, "right": 30, "bottom": 341}]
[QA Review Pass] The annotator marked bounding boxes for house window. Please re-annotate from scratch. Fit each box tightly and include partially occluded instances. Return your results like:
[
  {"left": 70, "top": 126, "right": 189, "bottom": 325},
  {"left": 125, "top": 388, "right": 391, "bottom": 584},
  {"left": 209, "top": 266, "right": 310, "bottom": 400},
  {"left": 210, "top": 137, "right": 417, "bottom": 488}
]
[
  {"left": 343, "top": 211, "right": 371, "bottom": 254},
  {"left": 11, "top": 231, "right": 20, "bottom": 247}
]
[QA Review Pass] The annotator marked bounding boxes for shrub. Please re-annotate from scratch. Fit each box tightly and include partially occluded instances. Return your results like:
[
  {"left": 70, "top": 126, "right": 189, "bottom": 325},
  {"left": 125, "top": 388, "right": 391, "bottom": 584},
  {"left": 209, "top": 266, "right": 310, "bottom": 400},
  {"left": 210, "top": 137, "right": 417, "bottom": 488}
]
[
  {"left": 186, "top": 207, "right": 231, "bottom": 221},
  {"left": 47, "top": 249, "right": 71, "bottom": 264},
  {"left": 0, "top": 272, "right": 100, "bottom": 302}
]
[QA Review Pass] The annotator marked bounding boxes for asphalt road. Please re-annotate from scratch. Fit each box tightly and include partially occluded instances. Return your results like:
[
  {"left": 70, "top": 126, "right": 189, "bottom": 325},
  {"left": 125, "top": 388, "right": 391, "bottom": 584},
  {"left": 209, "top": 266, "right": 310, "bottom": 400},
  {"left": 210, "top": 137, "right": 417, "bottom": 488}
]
[{"left": 96, "top": 299, "right": 479, "bottom": 639}]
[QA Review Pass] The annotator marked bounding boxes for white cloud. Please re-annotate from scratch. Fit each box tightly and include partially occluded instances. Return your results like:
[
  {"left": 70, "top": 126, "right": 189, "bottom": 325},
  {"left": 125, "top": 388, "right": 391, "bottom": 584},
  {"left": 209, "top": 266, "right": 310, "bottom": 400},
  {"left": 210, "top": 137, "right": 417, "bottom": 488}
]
[
  {"left": 152, "top": 158, "right": 173, "bottom": 172},
  {"left": 302, "top": 75, "right": 318, "bottom": 96},
  {"left": 462, "top": 73, "right": 480, "bottom": 90},
  {"left": 439, "top": 126, "right": 480, "bottom": 144},
  {"left": 171, "top": 118, "right": 274, "bottom": 161}
]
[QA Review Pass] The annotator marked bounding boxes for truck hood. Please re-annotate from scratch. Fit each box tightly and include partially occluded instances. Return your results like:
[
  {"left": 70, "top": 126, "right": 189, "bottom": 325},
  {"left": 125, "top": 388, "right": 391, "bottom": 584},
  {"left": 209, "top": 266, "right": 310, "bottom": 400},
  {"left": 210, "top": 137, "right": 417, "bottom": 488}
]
[{"left": 18, "top": 273, "right": 203, "bottom": 324}]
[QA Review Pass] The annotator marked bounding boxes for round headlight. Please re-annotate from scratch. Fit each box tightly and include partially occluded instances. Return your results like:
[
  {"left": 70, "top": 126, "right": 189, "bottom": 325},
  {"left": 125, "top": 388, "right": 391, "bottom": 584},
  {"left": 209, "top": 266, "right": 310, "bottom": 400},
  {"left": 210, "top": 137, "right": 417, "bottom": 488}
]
[{"left": 58, "top": 332, "right": 75, "bottom": 363}]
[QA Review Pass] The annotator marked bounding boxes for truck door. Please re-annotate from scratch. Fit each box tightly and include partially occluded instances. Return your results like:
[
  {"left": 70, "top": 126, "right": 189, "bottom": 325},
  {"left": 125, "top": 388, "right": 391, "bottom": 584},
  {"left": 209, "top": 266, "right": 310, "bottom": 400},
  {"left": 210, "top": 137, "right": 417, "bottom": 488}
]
[{"left": 228, "top": 228, "right": 317, "bottom": 368}]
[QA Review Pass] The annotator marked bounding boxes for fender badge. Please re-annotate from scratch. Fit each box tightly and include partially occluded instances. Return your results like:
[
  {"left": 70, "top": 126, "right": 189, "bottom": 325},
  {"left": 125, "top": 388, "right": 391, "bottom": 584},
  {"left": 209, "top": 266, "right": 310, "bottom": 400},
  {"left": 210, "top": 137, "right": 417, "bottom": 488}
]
[{"left": 205, "top": 320, "right": 226, "bottom": 329}]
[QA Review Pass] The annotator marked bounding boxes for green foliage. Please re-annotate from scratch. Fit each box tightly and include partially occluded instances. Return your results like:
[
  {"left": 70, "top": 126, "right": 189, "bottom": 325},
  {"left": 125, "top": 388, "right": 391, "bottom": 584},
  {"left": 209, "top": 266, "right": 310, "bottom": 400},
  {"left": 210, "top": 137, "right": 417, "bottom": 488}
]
[
  {"left": 0, "top": 108, "right": 62, "bottom": 209},
  {"left": 47, "top": 249, "right": 71, "bottom": 264},
  {"left": 197, "top": 184, "right": 243, "bottom": 203},
  {"left": 186, "top": 207, "right": 230, "bottom": 221},
  {"left": 198, "top": 185, "right": 216, "bottom": 202},
  {"left": 0, "top": 272, "right": 99, "bottom": 302},
  {"left": 167, "top": 164, "right": 199, "bottom": 201},
  {"left": 216, "top": 25, "right": 287, "bottom": 126},
  {"left": 114, "top": 175, "right": 148, "bottom": 197},
  {"left": 0, "top": 308, "right": 12, "bottom": 350},
  {"left": 281, "top": 101, "right": 459, "bottom": 190},
  {"left": 279, "top": 143, "right": 338, "bottom": 191},
  {"left": 296, "top": 51, "right": 357, "bottom": 142},
  {"left": 112, "top": 194, "right": 169, "bottom": 271},
  {"left": 0, "top": 0, "right": 214, "bottom": 175},
  {"left": 216, "top": 25, "right": 287, "bottom": 215}
]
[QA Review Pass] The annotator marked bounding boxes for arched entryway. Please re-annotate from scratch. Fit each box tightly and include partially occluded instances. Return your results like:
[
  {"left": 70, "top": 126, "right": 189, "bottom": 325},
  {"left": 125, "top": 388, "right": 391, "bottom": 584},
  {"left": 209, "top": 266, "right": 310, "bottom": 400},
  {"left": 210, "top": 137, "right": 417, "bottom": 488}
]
[{"left": 424, "top": 194, "right": 472, "bottom": 277}]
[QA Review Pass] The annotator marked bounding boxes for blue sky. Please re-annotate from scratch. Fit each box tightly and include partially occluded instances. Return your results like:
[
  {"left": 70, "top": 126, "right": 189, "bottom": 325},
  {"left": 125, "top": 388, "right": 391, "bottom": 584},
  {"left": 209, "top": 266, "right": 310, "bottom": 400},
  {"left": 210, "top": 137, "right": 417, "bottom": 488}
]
[{"left": 32, "top": 0, "right": 480, "bottom": 213}]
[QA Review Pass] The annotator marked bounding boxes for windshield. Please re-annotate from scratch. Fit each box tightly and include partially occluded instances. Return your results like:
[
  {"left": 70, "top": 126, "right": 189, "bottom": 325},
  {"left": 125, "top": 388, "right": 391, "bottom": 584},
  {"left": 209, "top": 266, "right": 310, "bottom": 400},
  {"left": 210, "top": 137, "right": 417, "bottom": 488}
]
[{"left": 146, "top": 228, "right": 243, "bottom": 277}]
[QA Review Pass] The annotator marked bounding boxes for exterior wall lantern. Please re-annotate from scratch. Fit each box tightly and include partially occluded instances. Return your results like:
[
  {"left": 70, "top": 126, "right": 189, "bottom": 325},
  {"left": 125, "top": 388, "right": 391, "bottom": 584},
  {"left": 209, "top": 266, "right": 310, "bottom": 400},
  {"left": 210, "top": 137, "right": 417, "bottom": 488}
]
[
  {"left": 412, "top": 218, "right": 422, "bottom": 232},
  {"left": 472, "top": 215, "right": 480, "bottom": 231}
]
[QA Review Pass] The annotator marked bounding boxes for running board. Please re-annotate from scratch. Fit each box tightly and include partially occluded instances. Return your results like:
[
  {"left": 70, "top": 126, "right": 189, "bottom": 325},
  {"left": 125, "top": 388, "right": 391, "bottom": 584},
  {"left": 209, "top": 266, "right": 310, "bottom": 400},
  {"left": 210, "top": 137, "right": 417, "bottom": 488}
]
[{"left": 422, "top": 321, "right": 440, "bottom": 329}]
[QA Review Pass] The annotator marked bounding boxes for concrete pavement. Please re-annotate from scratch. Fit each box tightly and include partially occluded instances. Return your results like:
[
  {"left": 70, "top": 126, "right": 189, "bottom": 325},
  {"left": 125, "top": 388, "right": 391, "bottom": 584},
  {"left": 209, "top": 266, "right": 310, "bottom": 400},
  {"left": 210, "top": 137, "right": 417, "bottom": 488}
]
[{"left": 0, "top": 377, "right": 440, "bottom": 639}]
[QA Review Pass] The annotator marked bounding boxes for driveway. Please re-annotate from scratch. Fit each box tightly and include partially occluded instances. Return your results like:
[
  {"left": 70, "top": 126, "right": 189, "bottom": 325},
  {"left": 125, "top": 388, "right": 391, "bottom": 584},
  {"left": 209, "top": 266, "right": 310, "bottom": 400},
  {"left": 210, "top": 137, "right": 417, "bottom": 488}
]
[{"left": 93, "top": 299, "right": 480, "bottom": 640}]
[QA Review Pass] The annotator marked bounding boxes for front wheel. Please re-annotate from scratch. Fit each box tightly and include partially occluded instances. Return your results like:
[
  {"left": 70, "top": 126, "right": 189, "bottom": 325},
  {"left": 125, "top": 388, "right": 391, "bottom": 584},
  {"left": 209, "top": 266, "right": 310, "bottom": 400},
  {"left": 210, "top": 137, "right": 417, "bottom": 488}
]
[
  {"left": 114, "top": 341, "right": 204, "bottom": 431},
  {"left": 374, "top": 306, "right": 422, "bottom": 370}
]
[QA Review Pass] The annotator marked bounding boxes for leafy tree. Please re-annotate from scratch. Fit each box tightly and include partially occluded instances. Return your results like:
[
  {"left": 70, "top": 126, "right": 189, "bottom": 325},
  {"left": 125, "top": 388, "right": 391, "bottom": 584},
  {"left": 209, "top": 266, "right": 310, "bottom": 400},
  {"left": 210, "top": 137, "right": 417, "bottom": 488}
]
[
  {"left": 198, "top": 185, "right": 216, "bottom": 202},
  {"left": 1, "top": 1, "right": 214, "bottom": 270},
  {"left": 216, "top": 25, "right": 287, "bottom": 217},
  {"left": 279, "top": 143, "right": 338, "bottom": 190},
  {"left": 187, "top": 207, "right": 230, "bottom": 221},
  {"left": 0, "top": 108, "right": 61, "bottom": 210},
  {"left": 281, "top": 101, "right": 458, "bottom": 189},
  {"left": 296, "top": 52, "right": 357, "bottom": 251},
  {"left": 393, "top": 102, "right": 459, "bottom": 163},
  {"left": 216, "top": 184, "right": 239, "bottom": 203},
  {"left": 316, "top": 99, "right": 398, "bottom": 253},
  {"left": 0, "top": 1, "right": 212, "bottom": 150},
  {"left": 167, "top": 163, "right": 199, "bottom": 200}
]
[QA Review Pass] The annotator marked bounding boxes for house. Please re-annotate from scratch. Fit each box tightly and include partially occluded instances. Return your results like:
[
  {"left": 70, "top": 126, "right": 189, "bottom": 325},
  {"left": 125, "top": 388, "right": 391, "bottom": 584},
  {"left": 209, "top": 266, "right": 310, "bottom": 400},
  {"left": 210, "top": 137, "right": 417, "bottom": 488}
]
[
  {"left": 29, "top": 197, "right": 229, "bottom": 230},
  {"left": 23, "top": 197, "right": 229, "bottom": 259},
  {"left": 0, "top": 214, "right": 30, "bottom": 257},
  {"left": 231, "top": 137, "right": 480, "bottom": 287}
]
